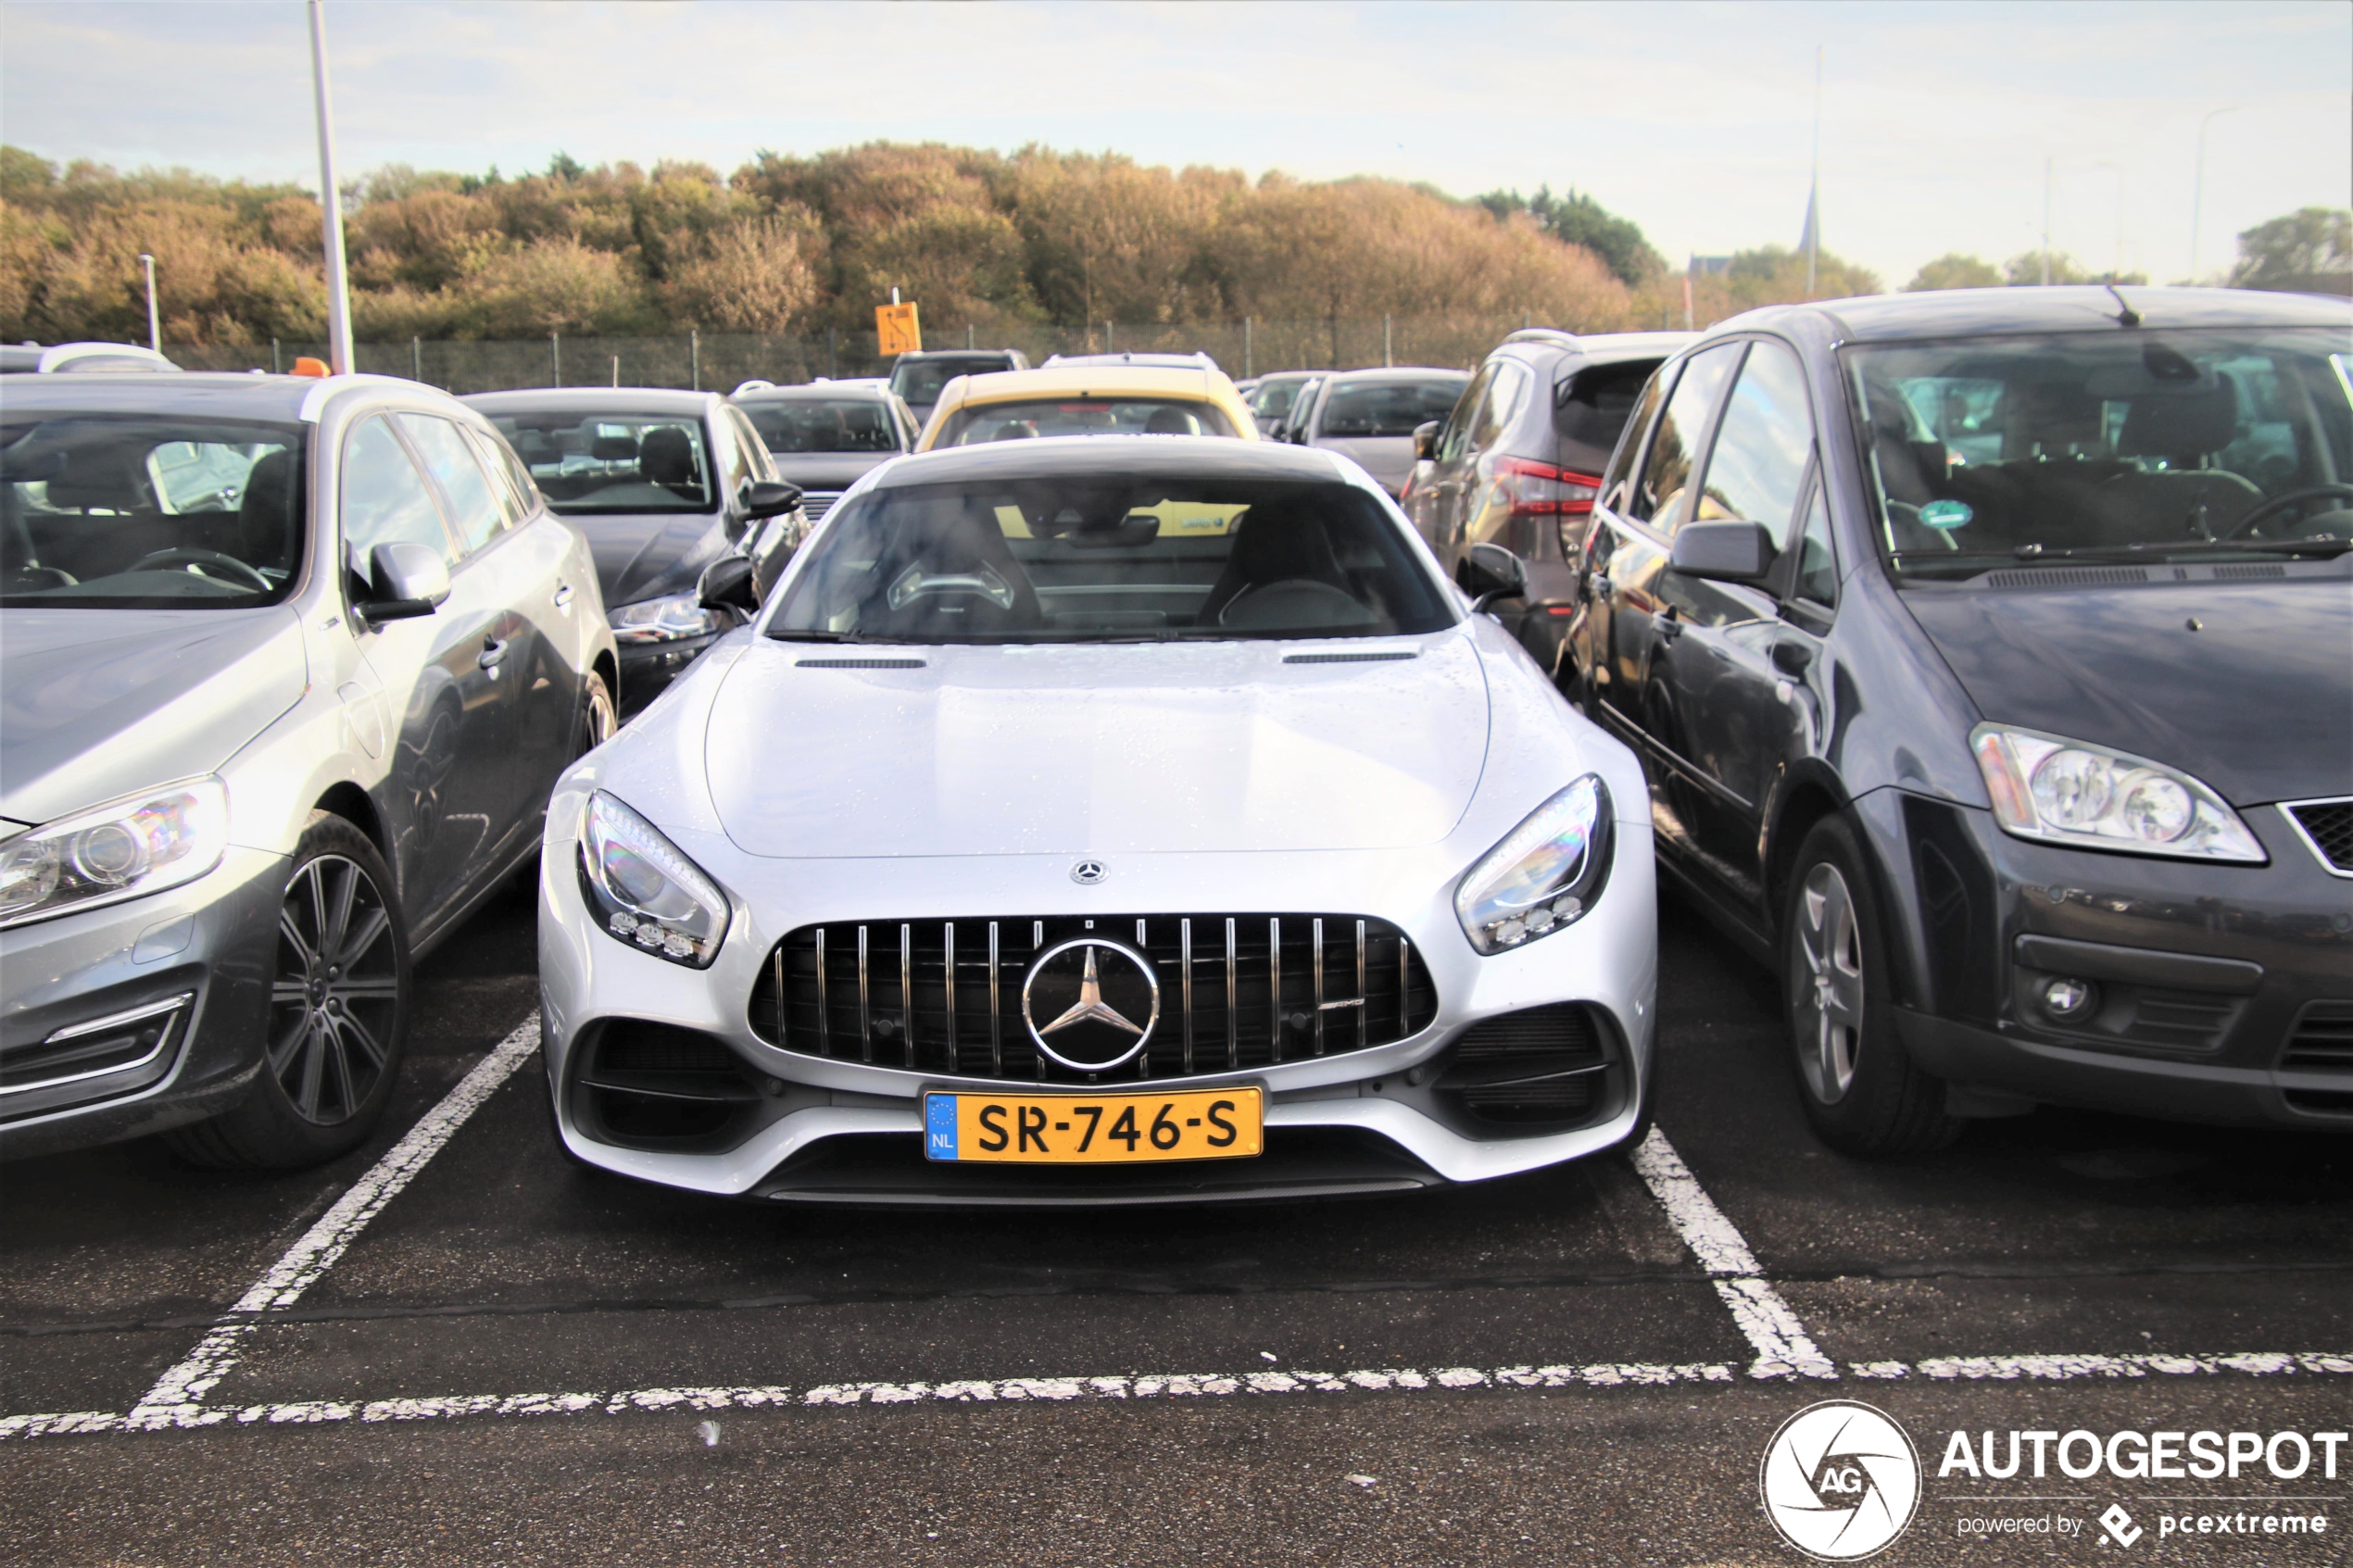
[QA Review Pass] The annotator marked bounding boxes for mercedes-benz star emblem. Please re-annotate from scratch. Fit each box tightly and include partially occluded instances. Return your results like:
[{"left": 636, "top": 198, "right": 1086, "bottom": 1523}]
[
  {"left": 1070, "top": 859, "right": 1106, "bottom": 885},
  {"left": 1021, "top": 938, "right": 1160, "bottom": 1072}
]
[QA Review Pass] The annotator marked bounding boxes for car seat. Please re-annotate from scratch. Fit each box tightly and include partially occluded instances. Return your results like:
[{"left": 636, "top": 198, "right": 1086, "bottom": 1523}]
[
  {"left": 862, "top": 506, "right": 1041, "bottom": 637},
  {"left": 2095, "top": 381, "right": 2260, "bottom": 541},
  {"left": 1196, "top": 500, "right": 1373, "bottom": 629},
  {"left": 637, "top": 427, "right": 701, "bottom": 498}
]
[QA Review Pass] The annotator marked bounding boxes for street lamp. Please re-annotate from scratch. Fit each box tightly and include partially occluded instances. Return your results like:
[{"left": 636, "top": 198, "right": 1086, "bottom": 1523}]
[
  {"left": 2189, "top": 105, "right": 2242, "bottom": 285},
  {"left": 308, "top": 0, "right": 355, "bottom": 374},
  {"left": 139, "top": 254, "right": 159, "bottom": 352}
]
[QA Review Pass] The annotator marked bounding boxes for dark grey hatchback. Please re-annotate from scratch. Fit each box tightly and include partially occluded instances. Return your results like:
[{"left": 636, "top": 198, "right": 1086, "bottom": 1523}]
[{"left": 1541, "top": 286, "right": 2352, "bottom": 1153}]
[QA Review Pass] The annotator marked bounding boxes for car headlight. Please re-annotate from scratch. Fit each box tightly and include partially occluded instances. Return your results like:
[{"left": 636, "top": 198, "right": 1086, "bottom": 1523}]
[
  {"left": 1454, "top": 775, "right": 1614, "bottom": 954},
  {"left": 0, "top": 777, "right": 229, "bottom": 930},
  {"left": 1969, "top": 725, "right": 2264, "bottom": 863},
  {"left": 577, "top": 791, "right": 730, "bottom": 966},
  {"left": 611, "top": 592, "right": 727, "bottom": 646}
]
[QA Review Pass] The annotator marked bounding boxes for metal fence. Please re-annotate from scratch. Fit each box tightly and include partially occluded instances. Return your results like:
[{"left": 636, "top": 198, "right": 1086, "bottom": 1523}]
[{"left": 161, "top": 313, "right": 1593, "bottom": 395}]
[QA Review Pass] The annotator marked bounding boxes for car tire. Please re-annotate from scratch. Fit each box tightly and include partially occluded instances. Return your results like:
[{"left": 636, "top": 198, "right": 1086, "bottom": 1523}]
[
  {"left": 165, "top": 813, "right": 411, "bottom": 1171},
  {"left": 578, "top": 669, "right": 617, "bottom": 757},
  {"left": 1780, "top": 815, "right": 1960, "bottom": 1159}
]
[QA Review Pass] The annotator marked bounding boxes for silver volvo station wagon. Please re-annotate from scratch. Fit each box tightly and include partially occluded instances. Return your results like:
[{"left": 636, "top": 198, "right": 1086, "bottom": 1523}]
[
  {"left": 2, "top": 373, "right": 619, "bottom": 1168},
  {"left": 539, "top": 435, "right": 1656, "bottom": 1204}
]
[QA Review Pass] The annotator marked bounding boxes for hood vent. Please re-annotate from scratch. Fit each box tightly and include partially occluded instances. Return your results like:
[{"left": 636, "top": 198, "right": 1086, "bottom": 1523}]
[
  {"left": 1982, "top": 567, "right": 2149, "bottom": 589},
  {"left": 1283, "top": 650, "right": 1418, "bottom": 665},
  {"left": 796, "top": 657, "right": 927, "bottom": 670}
]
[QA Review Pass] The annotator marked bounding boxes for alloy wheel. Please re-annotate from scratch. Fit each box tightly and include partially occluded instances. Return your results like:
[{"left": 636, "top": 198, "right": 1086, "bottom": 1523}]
[
  {"left": 580, "top": 674, "right": 617, "bottom": 756},
  {"left": 1792, "top": 860, "right": 1865, "bottom": 1104},
  {"left": 268, "top": 854, "right": 401, "bottom": 1125}
]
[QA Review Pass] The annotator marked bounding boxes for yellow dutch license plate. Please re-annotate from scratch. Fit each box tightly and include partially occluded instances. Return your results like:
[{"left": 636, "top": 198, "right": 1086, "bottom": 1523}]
[{"left": 924, "top": 1086, "right": 1263, "bottom": 1164}]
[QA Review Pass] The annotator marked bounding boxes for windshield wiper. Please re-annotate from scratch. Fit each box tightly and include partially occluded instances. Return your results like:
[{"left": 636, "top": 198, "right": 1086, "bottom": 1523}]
[{"left": 2006, "top": 538, "right": 2351, "bottom": 562}]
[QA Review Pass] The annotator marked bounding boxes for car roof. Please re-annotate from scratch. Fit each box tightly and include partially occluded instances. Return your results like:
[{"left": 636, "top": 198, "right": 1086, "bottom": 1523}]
[
  {"left": 0, "top": 370, "right": 366, "bottom": 420},
  {"left": 1493, "top": 330, "right": 1698, "bottom": 368},
  {"left": 463, "top": 386, "right": 718, "bottom": 416},
  {"left": 1315, "top": 366, "right": 1471, "bottom": 384},
  {"left": 892, "top": 350, "right": 1017, "bottom": 363},
  {"left": 1729, "top": 285, "right": 2352, "bottom": 344},
  {"left": 733, "top": 383, "right": 893, "bottom": 402},
  {"left": 875, "top": 433, "right": 1342, "bottom": 490},
  {"left": 946, "top": 365, "right": 1235, "bottom": 403}
]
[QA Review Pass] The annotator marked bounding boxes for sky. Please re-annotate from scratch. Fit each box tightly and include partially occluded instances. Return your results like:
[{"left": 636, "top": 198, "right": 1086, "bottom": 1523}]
[{"left": 3, "top": 0, "right": 2348, "bottom": 290}]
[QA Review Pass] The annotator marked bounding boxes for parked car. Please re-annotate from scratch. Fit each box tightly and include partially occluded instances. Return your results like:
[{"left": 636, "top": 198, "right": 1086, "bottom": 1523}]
[
  {"left": 541, "top": 434, "right": 1655, "bottom": 1202},
  {"left": 914, "top": 363, "right": 1258, "bottom": 451},
  {"left": 1278, "top": 368, "right": 1471, "bottom": 496},
  {"left": 2, "top": 342, "right": 182, "bottom": 374},
  {"left": 0, "top": 371, "right": 619, "bottom": 1167},
  {"left": 1270, "top": 376, "right": 1326, "bottom": 447},
  {"left": 730, "top": 382, "right": 920, "bottom": 600},
  {"left": 464, "top": 389, "right": 804, "bottom": 715},
  {"left": 1245, "top": 370, "right": 1319, "bottom": 436},
  {"left": 887, "top": 350, "right": 1032, "bottom": 430},
  {"left": 1407, "top": 330, "right": 1693, "bottom": 684},
  {"left": 1553, "top": 285, "right": 2353, "bottom": 1153},
  {"left": 1043, "top": 351, "right": 1225, "bottom": 373}
]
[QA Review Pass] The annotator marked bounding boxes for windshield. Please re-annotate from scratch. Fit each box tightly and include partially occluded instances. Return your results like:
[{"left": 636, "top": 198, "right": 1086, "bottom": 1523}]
[
  {"left": 482, "top": 409, "right": 713, "bottom": 515},
  {"left": 889, "top": 358, "right": 1009, "bottom": 407},
  {"left": 932, "top": 398, "right": 1240, "bottom": 447},
  {"left": 740, "top": 398, "right": 903, "bottom": 455},
  {"left": 1845, "top": 328, "right": 2353, "bottom": 580},
  {"left": 1318, "top": 379, "right": 1468, "bottom": 438},
  {"left": 1, "top": 414, "right": 307, "bottom": 608},
  {"left": 770, "top": 474, "right": 1453, "bottom": 643}
]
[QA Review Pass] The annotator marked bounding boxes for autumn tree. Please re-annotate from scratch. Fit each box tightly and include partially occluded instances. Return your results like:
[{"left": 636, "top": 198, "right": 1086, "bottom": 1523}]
[{"left": 1904, "top": 253, "right": 2001, "bottom": 291}]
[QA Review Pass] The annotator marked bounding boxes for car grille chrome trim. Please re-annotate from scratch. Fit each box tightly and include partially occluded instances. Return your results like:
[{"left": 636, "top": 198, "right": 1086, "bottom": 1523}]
[
  {"left": 2280, "top": 798, "right": 2353, "bottom": 879},
  {"left": 751, "top": 911, "right": 1438, "bottom": 1084}
]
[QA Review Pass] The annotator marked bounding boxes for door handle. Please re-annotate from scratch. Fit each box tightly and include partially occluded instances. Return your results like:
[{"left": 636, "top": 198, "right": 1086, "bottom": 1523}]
[
  {"left": 553, "top": 583, "right": 575, "bottom": 609},
  {"left": 478, "top": 636, "right": 508, "bottom": 670}
]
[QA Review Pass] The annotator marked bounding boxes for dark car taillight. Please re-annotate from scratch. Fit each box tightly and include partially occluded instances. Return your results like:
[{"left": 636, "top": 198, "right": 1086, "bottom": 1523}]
[{"left": 1488, "top": 458, "right": 1600, "bottom": 558}]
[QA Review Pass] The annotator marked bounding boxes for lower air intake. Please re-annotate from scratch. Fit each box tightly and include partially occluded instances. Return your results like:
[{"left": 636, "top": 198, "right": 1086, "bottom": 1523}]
[
  {"left": 1438, "top": 1003, "right": 1617, "bottom": 1130},
  {"left": 573, "top": 1019, "right": 761, "bottom": 1151}
]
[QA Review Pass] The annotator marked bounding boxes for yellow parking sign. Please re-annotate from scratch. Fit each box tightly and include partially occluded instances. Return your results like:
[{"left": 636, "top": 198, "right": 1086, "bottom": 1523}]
[{"left": 875, "top": 302, "right": 922, "bottom": 356}]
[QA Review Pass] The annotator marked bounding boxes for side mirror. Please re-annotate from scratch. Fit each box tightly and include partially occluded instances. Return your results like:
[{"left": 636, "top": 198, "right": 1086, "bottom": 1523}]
[
  {"left": 357, "top": 541, "right": 449, "bottom": 623},
  {"left": 1668, "top": 520, "right": 1775, "bottom": 583},
  {"left": 1461, "top": 541, "right": 1528, "bottom": 611},
  {"left": 697, "top": 554, "right": 759, "bottom": 615},
  {"left": 742, "top": 479, "right": 803, "bottom": 521},
  {"left": 1413, "top": 420, "right": 1441, "bottom": 462}
]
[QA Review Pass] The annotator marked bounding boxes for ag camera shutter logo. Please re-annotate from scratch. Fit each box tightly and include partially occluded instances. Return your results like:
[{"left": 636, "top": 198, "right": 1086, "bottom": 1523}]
[{"left": 1759, "top": 1400, "right": 1922, "bottom": 1560}]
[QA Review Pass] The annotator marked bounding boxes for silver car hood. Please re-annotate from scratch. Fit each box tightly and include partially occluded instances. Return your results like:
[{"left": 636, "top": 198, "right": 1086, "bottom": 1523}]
[
  {"left": 700, "top": 633, "right": 1491, "bottom": 859},
  {"left": 0, "top": 607, "right": 307, "bottom": 825}
]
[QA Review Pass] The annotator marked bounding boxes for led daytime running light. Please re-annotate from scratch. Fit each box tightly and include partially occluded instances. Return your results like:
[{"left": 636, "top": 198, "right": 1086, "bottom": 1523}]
[
  {"left": 578, "top": 791, "right": 730, "bottom": 967},
  {"left": 1454, "top": 774, "right": 1614, "bottom": 955}
]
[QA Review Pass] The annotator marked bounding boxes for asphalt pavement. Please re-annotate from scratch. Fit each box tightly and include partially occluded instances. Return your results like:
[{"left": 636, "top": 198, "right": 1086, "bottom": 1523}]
[{"left": 5, "top": 875, "right": 2347, "bottom": 1566}]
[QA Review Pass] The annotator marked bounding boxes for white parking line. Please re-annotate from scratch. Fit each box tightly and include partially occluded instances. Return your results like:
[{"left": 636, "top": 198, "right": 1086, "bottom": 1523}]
[
  {"left": 6, "top": 1352, "right": 2347, "bottom": 1440},
  {"left": 123, "top": 1016, "right": 541, "bottom": 1431},
  {"left": 1629, "top": 1127, "right": 1837, "bottom": 1379}
]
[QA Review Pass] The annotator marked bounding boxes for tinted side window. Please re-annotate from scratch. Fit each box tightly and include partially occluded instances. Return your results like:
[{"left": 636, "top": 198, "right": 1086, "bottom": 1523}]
[
  {"left": 1469, "top": 362, "right": 1529, "bottom": 452},
  {"left": 396, "top": 413, "right": 503, "bottom": 556},
  {"left": 341, "top": 416, "right": 454, "bottom": 569},
  {"left": 464, "top": 425, "right": 535, "bottom": 531},
  {"left": 1437, "top": 365, "right": 1495, "bottom": 464},
  {"left": 1555, "top": 358, "right": 1662, "bottom": 477},
  {"left": 1629, "top": 343, "right": 1740, "bottom": 533},
  {"left": 1794, "top": 480, "right": 1838, "bottom": 606},
  {"left": 1600, "top": 365, "right": 1673, "bottom": 514},
  {"left": 1692, "top": 341, "right": 1816, "bottom": 551}
]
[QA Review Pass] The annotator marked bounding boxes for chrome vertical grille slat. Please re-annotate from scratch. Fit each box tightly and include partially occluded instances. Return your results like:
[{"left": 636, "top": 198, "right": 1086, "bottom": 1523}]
[{"left": 755, "top": 911, "right": 1438, "bottom": 1085}]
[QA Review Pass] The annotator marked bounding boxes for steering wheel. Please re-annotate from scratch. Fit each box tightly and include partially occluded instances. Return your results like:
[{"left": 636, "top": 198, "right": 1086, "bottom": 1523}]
[
  {"left": 131, "top": 547, "right": 271, "bottom": 592},
  {"left": 2220, "top": 483, "right": 2353, "bottom": 541}
]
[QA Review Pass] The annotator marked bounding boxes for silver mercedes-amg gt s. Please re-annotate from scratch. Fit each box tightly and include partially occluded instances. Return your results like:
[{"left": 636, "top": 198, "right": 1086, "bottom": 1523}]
[{"left": 537, "top": 434, "right": 1656, "bottom": 1204}]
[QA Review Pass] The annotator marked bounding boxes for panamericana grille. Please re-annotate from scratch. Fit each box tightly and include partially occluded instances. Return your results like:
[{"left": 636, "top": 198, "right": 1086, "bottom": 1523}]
[
  {"left": 2284, "top": 799, "right": 2353, "bottom": 875},
  {"left": 751, "top": 913, "right": 1438, "bottom": 1083}
]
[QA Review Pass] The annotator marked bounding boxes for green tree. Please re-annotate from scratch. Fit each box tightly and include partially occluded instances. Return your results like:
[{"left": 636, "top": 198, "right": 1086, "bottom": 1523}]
[
  {"left": 2230, "top": 206, "right": 2352, "bottom": 293},
  {"left": 1476, "top": 185, "right": 1663, "bottom": 286},
  {"left": 1904, "top": 253, "right": 2001, "bottom": 291}
]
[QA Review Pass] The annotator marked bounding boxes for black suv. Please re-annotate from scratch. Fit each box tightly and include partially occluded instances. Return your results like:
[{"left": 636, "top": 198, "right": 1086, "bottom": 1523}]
[
  {"left": 1405, "top": 329, "right": 1692, "bottom": 680},
  {"left": 1543, "top": 286, "right": 2352, "bottom": 1153}
]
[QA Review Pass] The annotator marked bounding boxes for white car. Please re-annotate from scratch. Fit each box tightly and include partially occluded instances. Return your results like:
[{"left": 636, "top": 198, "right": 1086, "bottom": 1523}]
[{"left": 537, "top": 435, "right": 1656, "bottom": 1204}]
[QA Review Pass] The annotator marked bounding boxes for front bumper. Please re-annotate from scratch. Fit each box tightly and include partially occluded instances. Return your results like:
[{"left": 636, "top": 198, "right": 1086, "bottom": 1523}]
[
  {"left": 0, "top": 846, "right": 286, "bottom": 1160},
  {"left": 1869, "top": 790, "right": 2353, "bottom": 1130},
  {"left": 537, "top": 818, "right": 1659, "bottom": 1202}
]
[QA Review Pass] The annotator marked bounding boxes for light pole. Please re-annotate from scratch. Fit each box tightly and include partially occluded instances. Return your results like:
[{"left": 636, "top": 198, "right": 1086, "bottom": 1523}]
[
  {"left": 2041, "top": 157, "right": 2053, "bottom": 286},
  {"left": 2189, "top": 105, "right": 2242, "bottom": 285},
  {"left": 139, "top": 254, "right": 159, "bottom": 351},
  {"left": 307, "top": 0, "right": 355, "bottom": 374}
]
